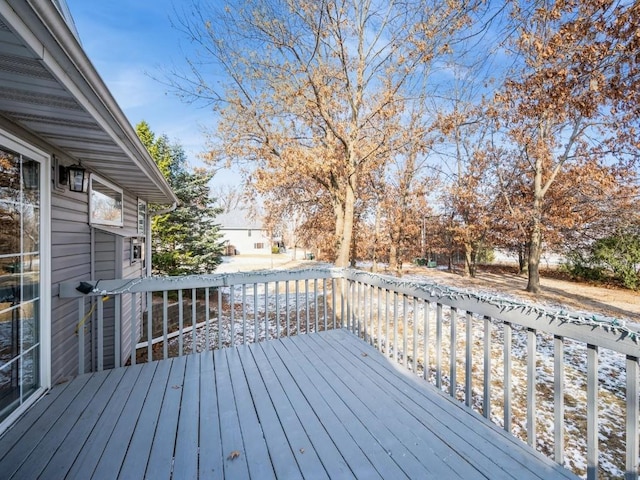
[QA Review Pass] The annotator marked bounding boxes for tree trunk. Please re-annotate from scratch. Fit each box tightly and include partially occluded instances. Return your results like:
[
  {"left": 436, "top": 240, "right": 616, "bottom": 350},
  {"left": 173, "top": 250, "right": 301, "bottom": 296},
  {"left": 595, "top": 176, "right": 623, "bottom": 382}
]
[
  {"left": 527, "top": 159, "right": 544, "bottom": 294},
  {"left": 335, "top": 175, "right": 356, "bottom": 268},
  {"left": 527, "top": 221, "right": 542, "bottom": 293},
  {"left": 463, "top": 241, "right": 475, "bottom": 277},
  {"left": 371, "top": 201, "right": 381, "bottom": 272},
  {"left": 517, "top": 244, "right": 528, "bottom": 275}
]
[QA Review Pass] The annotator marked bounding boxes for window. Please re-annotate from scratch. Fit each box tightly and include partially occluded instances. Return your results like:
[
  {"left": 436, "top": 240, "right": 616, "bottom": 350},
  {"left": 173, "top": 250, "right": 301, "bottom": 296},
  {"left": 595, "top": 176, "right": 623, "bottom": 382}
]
[
  {"left": 254, "top": 242, "right": 264, "bottom": 249},
  {"left": 248, "top": 229, "right": 252, "bottom": 237},
  {"left": 137, "top": 199, "right": 146, "bottom": 236},
  {"left": 89, "top": 175, "right": 123, "bottom": 226}
]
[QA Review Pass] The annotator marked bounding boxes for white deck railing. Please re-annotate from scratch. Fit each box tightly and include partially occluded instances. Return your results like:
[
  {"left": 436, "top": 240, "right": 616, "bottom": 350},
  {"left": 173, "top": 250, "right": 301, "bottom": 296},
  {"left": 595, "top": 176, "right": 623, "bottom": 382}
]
[{"left": 60, "top": 267, "right": 639, "bottom": 480}]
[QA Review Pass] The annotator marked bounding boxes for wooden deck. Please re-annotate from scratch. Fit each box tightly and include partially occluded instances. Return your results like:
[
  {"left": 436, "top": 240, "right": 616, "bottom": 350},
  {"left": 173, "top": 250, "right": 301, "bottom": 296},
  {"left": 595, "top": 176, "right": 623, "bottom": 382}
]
[{"left": 0, "top": 329, "right": 578, "bottom": 479}]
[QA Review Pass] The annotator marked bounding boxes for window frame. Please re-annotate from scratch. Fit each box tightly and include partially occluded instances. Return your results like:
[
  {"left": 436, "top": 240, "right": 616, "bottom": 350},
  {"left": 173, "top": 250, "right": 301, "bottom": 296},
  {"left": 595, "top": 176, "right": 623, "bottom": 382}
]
[{"left": 89, "top": 174, "right": 124, "bottom": 227}]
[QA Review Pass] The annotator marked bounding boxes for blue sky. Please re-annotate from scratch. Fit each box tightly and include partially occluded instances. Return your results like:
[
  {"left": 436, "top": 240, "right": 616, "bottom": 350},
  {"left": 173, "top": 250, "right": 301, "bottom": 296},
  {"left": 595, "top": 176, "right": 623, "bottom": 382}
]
[{"left": 65, "top": 0, "right": 219, "bottom": 175}]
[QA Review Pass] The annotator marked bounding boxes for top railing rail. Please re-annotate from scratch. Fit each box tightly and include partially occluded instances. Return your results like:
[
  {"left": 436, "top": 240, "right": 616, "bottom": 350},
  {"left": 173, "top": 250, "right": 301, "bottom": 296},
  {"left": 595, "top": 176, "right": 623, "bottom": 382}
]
[{"left": 60, "top": 267, "right": 639, "bottom": 354}]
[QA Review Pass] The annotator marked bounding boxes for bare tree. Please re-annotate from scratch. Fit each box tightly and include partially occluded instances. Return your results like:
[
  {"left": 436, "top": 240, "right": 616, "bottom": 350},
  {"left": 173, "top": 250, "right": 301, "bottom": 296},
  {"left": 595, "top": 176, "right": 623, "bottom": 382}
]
[{"left": 167, "top": 0, "right": 479, "bottom": 267}]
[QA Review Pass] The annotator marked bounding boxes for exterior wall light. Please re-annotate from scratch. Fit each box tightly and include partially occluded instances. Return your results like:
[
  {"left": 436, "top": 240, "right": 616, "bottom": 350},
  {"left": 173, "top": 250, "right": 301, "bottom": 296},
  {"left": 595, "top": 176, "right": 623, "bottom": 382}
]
[{"left": 68, "top": 164, "right": 86, "bottom": 192}]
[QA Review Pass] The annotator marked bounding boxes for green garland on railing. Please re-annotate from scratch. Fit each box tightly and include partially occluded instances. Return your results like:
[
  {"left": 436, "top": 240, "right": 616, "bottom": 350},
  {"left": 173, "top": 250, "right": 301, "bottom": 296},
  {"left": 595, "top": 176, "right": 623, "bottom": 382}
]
[
  {"left": 350, "top": 270, "right": 639, "bottom": 343},
  {"left": 89, "top": 267, "right": 638, "bottom": 343}
]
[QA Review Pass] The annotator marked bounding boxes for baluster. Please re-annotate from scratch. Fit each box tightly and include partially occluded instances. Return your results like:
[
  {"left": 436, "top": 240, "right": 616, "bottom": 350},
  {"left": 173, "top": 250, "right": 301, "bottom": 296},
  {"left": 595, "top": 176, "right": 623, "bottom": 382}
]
[
  {"left": 626, "top": 355, "right": 639, "bottom": 480},
  {"left": 264, "top": 282, "right": 269, "bottom": 340},
  {"left": 178, "top": 289, "right": 184, "bottom": 356},
  {"left": 304, "top": 279, "right": 309, "bottom": 333},
  {"left": 217, "top": 288, "right": 223, "bottom": 350},
  {"left": 363, "top": 282, "right": 368, "bottom": 342},
  {"left": 587, "top": 343, "right": 599, "bottom": 480},
  {"left": 436, "top": 303, "right": 443, "bottom": 390},
  {"left": 114, "top": 295, "right": 121, "bottom": 368},
  {"left": 527, "top": 328, "right": 537, "bottom": 447},
  {"left": 191, "top": 288, "right": 197, "bottom": 353},
  {"left": 147, "top": 292, "right": 158, "bottom": 362},
  {"left": 423, "top": 301, "right": 430, "bottom": 381},
  {"left": 242, "top": 284, "right": 247, "bottom": 343},
  {"left": 253, "top": 283, "right": 258, "bottom": 343},
  {"left": 377, "top": 286, "right": 382, "bottom": 351},
  {"left": 285, "top": 281, "right": 290, "bottom": 336},
  {"left": 503, "top": 322, "right": 512, "bottom": 432},
  {"left": 413, "top": 297, "right": 418, "bottom": 373},
  {"left": 323, "top": 278, "right": 328, "bottom": 331},
  {"left": 230, "top": 286, "right": 235, "bottom": 345},
  {"left": 483, "top": 315, "right": 491, "bottom": 419},
  {"left": 403, "top": 295, "right": 408, "bottom": 367},
  {"left": 553, "top": 335, "right": 565, "bottom": 464},
  {"left": 314, "top": 278, "right": 319, "bottom": 332},
  {"left": 205, "top": 288, "right": 210, "bottom": 351},
  {"left": 97, "top": 296, "right": 104, "bottom": 371},
  {"left": 78, "top": 297, "right": 85, "bottom": 374},
  {"left": 450, "top": 308, "right": 457, "bottom": 397},
  {"left": 393, "top": 292, "right": 399, "bottom": 362},
  {"left": 331, "top": 277, "right": 336, "bottom": 330},
  {"left": 385, "top": 289, "right": 390, "bottom": 355},
  {"left": 275, "top": 281, "right": 281, "bottom": 339},
  {"left": 295, "top": 280, "right": 300, "bottom": 334},
  {"left": 130, "top": 293, "right": 137, "bottom": 366},
  {"left": 465, "top": 312, "right": 472, "bottom": 408},
  {"left": 163, "top": 291, "right": 168, "bottom": 360}
]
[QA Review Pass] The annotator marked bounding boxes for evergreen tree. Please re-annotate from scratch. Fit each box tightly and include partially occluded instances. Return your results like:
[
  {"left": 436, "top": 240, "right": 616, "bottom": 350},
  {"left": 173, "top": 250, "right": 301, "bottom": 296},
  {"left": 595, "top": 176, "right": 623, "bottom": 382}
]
[{"left": 136, "top": 121, "right": 224, "bottom": 275}]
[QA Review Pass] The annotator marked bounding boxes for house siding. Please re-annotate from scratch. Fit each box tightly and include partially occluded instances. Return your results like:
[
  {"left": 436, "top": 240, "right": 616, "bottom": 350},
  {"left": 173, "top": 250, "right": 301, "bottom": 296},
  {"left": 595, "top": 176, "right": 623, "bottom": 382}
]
[
  {"left": 50, "top": 184, "right": 147, "bottom": 382},
  {"left": 222, "top": 228, "right": 271, "bottom": 255},
  {"left": 50, "top": 189, "right": 91, "bottom": 383}
]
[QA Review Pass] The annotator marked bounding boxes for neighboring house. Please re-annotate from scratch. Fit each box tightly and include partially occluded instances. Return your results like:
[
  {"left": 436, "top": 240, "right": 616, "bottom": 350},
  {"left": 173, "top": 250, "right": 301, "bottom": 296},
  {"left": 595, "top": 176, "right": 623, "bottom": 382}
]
[
  {"left": 217, "top": 209, "right": 273, "bottom": 255},
  {"left": 0, "top": 0, "right": 177, "bottom": 434}
]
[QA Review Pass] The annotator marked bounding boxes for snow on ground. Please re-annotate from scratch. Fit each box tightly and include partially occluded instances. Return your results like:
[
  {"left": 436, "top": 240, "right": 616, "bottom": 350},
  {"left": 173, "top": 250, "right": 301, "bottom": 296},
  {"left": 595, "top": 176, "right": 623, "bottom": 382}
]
[{"left": 157, "top": 259, "right": 634, "bottom": 478}]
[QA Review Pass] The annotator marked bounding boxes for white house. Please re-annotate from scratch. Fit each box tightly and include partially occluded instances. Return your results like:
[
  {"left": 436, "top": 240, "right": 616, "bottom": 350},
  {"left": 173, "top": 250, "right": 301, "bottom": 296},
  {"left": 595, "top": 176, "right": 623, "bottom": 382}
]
[
  {"left": 0, "top": 0, "right": 177, "bottom": 433},
  {"left": 217, "top": 208, "right": 273, "bottom": 255}
]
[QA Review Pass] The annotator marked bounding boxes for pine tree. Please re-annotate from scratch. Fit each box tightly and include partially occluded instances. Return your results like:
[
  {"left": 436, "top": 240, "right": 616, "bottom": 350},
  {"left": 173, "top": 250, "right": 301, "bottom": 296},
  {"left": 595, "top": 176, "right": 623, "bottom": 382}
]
[{"left": 136, "top": 121, "right": 224, "bottom": 275}]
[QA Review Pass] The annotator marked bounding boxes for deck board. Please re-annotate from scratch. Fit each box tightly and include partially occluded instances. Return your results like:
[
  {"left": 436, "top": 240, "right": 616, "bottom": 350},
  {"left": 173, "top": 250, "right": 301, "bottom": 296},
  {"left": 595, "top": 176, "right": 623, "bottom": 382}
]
[
  {"left": 85, "top": 363, "right": 158, "bottom": 478},
  {"left": 0, "top": 329, "right": 579, "bottom": 480},
  {"left": 197, "top": 349, "right": 224, "bottom": 479}
]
